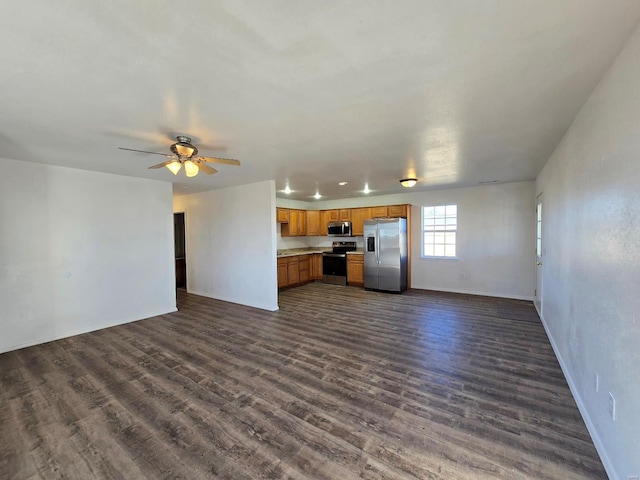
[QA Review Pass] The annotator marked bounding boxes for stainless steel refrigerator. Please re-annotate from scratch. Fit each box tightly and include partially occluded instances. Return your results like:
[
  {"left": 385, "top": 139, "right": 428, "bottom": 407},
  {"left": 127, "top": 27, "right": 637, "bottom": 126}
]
[{"left": 364, "top": 218, "right": 407, "bottom": 293}]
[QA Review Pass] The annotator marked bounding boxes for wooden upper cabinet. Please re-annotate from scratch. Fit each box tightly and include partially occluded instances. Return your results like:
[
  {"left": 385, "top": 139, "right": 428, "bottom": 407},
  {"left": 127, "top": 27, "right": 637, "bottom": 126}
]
[
  {"left": 276, "top": 208, "right": 289, "bottom": 223},
  {"left": 320, "top": 211, "right": 329, "bottom": 235},
  {"left": 339, "top": 209, "right": 351, "bottom": 221},
  {"left": 371, "top": 206, "right": 388, "bottom": 218},
  {"left": 306, "top": 210, "right": 321, "bottom": 236},
  {"left": 351, "top": 207, "right": 371, "bottom": 236},
  {"left": 388, "top": 204, "right": 407, "bottom": 217},
  {"left": 327, "top": 210, "right": 340, "bottom": 222},
  {"left": 281, "top": 209, "right": 302, "bottom": 237},
  {"left": 298, "top": 210, "right": 307, "bottom": 236}
]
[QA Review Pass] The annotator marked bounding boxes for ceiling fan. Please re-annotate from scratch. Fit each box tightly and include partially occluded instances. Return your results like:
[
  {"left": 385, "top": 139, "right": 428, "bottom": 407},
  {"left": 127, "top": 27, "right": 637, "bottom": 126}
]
[{"left": 118, "top": 135, "right": 240, "bottom": 177}]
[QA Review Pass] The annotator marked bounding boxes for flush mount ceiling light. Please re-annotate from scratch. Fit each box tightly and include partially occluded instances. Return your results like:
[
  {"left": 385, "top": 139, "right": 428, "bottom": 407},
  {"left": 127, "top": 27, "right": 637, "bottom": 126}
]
[
  {"left": 314, "top": 192, "right": 322, "bottom": 200},
  {"left": 400, "top": 178, "right": 418, "bottom": 188},
  {"left": 283, "top": 185, "right": 292, "bottom": 194},
  {"left": 338, "top": 181, "right": 348, "bottom": 186},
  {"left": 363, "top": 183, "right": 371, "bottom": 194}
]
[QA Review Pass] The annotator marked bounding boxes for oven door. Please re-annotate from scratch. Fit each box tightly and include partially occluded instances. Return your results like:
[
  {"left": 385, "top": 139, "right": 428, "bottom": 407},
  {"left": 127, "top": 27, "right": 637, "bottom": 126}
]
[{"left": 322, "top": 253, "right": 347, "bottom": 285}]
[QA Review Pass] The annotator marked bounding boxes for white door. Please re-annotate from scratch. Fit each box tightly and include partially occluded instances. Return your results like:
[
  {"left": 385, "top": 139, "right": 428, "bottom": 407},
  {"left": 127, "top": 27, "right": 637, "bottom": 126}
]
[{"left": 534, "top": 193, "right": 543, "bottom": 317}]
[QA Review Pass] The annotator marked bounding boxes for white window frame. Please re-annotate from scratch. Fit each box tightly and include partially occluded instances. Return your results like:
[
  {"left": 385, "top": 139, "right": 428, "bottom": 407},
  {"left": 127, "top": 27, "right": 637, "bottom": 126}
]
[{"left": 421, "top": 204, "right": 458, "bottom": 259}]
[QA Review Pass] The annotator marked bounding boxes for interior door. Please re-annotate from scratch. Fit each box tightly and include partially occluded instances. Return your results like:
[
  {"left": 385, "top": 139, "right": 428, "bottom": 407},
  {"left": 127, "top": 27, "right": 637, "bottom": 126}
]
[
  {"left": 174, "top": 212, "right": 187, "bottom": 289},
  {"left": 534, "top": 193, "right": 543, "bottom": 317}
]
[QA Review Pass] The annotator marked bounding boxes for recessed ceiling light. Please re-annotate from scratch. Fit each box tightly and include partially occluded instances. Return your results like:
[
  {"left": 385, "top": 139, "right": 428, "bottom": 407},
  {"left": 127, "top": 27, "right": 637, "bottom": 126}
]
[
  {"left": 338, "top": 181, "right": 348, "bottom": 186},
  {"left": 283, "top": 185, "right": 292, "bottom": 194},
  {"left": 314, "top": 192, "right": 322, "bottom": 200},
  {"left": 399, "top": 178, "right": 418, "bottom": 188},
  {"left": 363, "top": 183, "right": 370, "bottom": 194}
]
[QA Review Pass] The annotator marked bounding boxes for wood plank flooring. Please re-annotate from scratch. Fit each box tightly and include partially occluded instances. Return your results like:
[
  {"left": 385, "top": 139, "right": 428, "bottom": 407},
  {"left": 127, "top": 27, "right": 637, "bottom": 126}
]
[{"left": 0, "top": 283, "right": 606, "bottom": 479}]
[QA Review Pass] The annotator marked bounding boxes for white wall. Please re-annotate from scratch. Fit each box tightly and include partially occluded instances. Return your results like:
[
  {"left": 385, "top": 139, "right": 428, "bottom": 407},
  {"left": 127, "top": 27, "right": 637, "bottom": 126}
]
[
  {"left": 535, "top": 24, "right": 640, "bottom": 480},
  {"left": 0, "top": 158, "right": 176, "bottom": 354},
  {"left": 279, "top": 181, "right": 535, "bottom": 300},
  {"left": 174, "top": 180, "right": 278, "bottom": 311}
]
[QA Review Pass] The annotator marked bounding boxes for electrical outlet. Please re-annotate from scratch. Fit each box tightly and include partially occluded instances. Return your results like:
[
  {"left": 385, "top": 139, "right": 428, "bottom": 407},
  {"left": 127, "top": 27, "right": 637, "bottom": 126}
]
[
  {"left": 594, "top": 371, "right": 599, "bottom": 392},
  {"left": 609, "top": 393, "right": 616, "bottom": 420}
]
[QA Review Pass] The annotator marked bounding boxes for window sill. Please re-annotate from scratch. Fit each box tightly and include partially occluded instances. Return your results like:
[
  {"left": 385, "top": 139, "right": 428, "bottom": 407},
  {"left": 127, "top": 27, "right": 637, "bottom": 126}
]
[{"left": 420, "top": 256, "right": 458, "bottom": 260}]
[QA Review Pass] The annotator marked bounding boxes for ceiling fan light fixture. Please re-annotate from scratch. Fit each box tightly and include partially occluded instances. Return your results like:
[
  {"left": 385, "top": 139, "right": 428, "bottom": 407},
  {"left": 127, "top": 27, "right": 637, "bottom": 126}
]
[
  {"left": 400, "top": 178, "right": 418, "bottom": 188},
  {"left": 184, "top": 160, "right": 199, "bottom": 177},
  {"left": 166, "top": 161, "right": 182, "bottom": 175},
  {"left": 170, "top": 136, "right": 198, "bottom": 158}
]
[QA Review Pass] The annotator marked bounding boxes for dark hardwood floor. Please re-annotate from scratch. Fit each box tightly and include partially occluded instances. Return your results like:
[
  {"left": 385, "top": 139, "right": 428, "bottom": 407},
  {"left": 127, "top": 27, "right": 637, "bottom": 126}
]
[{"left": 0, "top": 283, "right": 606, "bottom": 479}]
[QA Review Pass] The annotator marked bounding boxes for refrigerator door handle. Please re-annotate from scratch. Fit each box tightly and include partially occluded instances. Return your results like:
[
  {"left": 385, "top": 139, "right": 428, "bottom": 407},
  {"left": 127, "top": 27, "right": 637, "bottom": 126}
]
[{"left": 376, "top": 226, "right": 380, "bottom": 264}]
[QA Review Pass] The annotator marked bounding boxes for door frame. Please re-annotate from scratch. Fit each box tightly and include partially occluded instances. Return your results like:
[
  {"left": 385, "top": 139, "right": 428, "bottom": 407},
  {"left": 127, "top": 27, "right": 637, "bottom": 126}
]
[
  {"left": 174, "top": 211, "right": 187, "bottom": 290},
  {"left": 534, "top": 193, "right": 543, "bottom": 318}
]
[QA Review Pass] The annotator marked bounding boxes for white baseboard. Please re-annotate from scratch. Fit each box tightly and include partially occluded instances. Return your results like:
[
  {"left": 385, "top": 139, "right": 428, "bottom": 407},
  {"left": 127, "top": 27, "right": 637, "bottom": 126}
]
[
  {"left": 413, "top": 286, "right": 533, "bottom": 301},
  {"left": 539, "top": 313, "right": 617, "bottom": 480},
  {"left": 0, "top": 307, "right": 178, "bottom": 355},
  {"left": 187, "top": 289, "right": 279, "bottom": 312}
]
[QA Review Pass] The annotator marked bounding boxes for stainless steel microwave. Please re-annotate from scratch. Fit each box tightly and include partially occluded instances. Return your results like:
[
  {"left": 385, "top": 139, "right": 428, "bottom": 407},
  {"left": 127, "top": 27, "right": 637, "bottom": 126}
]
[{"left": 327, "top": 221, "right": 352, "bottom": 237}]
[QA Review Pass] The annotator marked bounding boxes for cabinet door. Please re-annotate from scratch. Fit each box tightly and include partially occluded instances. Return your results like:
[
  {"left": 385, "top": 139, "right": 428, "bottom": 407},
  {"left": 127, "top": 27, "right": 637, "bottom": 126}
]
[
  {"left": 276, "top": 208, "right": 289, "bottom": 223},
  {"left": 289, "top": 210, "right": 300, "bottom": 236},
  {"left": 347, "top": 256, "right": 364, "bottom": 285},
  {"left": 320, "top": 211, "right": 329, "bottom": 235},
  {"left": 277, "top": 259, "right": 288, "bottom": 288},
  {"left": 327, "top": 210, "right": 340, "bottom": 222},
  {"left": 281, "top": 210, "right": 297, "bottom": 237},
  {"left": 287, "top": 257, "right": 300, "bottom": 285},
  {"left": 299, "top": 257, "right": 310, "bottom": 283},
  {"left": 388, "top": 205, "right": 407, "bottom": 217},
  {"left": 298, "top": 210, "right": 307, "bottom": 236},
  {"left": 339, "top": 209, "right": 351, "bottom": 221},
  {"left": 311, "top": 253, "right": 323, "bottom": 279},
  {"left": 351, "top": 207, "right": 371, "bottom": 236},
  {"left": 371, "top": 206, "right": 388, "bottom": 218},
  {"left": 306, "top": 211, "right": 321, "bottom": 236}
]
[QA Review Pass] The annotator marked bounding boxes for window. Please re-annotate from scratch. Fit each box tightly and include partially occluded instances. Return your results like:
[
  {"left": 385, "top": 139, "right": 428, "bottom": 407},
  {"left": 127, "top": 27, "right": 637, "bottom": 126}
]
[{"left": 422, "top": 204, "right": 457, "bottom": 258}]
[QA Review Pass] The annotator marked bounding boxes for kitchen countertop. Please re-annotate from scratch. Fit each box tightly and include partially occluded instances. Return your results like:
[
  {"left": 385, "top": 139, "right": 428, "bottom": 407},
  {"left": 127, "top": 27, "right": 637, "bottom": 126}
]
[
  {"left": 277, "top": 248, "right": 330, "bottom": 258},
  {"left": 277, "top": 248, "right": 364, "bottom": 257}
]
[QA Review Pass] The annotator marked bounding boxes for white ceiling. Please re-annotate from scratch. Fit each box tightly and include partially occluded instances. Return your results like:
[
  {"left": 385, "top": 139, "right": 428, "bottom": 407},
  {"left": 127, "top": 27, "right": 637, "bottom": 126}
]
[{"left": 2, "top": 1, "right": 639, "bottom": 201}]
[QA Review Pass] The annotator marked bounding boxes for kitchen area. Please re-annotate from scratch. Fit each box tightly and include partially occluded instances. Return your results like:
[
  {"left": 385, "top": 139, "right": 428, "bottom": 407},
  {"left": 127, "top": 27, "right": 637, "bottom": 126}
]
[{"left": 276, "top": 204, "right": 410, "bottom": 292}]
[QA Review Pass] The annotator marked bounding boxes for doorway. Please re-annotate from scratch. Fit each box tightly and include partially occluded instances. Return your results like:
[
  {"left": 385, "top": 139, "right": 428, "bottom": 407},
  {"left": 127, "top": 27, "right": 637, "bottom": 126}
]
[
  {"left": 534, "top": 193, "right": 543, "bottom": 317},
  {"left": 174, "top": 212, "right": 186, "bottom": 289}
]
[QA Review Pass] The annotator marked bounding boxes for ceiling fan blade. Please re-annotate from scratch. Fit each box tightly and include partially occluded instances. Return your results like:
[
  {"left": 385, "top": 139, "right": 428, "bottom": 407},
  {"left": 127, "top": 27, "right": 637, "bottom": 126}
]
[
  {"left": 148, "top": 160, "right": 174, "bottom": 169},
  {"left": 195, "top": 156, "right": 241, "bottom": 166},
  {"left": 118, "top": 147, "right": 174, "bottom": 158},
  {"left": 197, "top": 162, "right": 218, "bottom": 175}
]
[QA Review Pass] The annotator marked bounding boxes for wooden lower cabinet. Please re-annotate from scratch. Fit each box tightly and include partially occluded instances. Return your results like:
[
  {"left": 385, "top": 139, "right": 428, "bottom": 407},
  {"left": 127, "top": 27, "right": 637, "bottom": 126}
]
[
  {"left": 347, "top": 254, "right": 364, "bottom": 286},
  {"left": 277, "top": 258, "right": 288, "bottom": 288},
  {"left": 311, "top": 253, "right": 323, "bottom": 280},
  {"left": 299, "top": 257, "right": 310, "bottom": 283},
  {"left": 287, "top": 257, "right": 300, "bottom": 285},
  {"left": 278, "top": 254, "right": 319, "bottom": 289}
]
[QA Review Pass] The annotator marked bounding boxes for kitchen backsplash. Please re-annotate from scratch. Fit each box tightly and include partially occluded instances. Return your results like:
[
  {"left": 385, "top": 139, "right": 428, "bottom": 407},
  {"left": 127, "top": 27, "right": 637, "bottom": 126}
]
[{"left": 276, "top": 224, "right": 363, "bottom": 250}]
